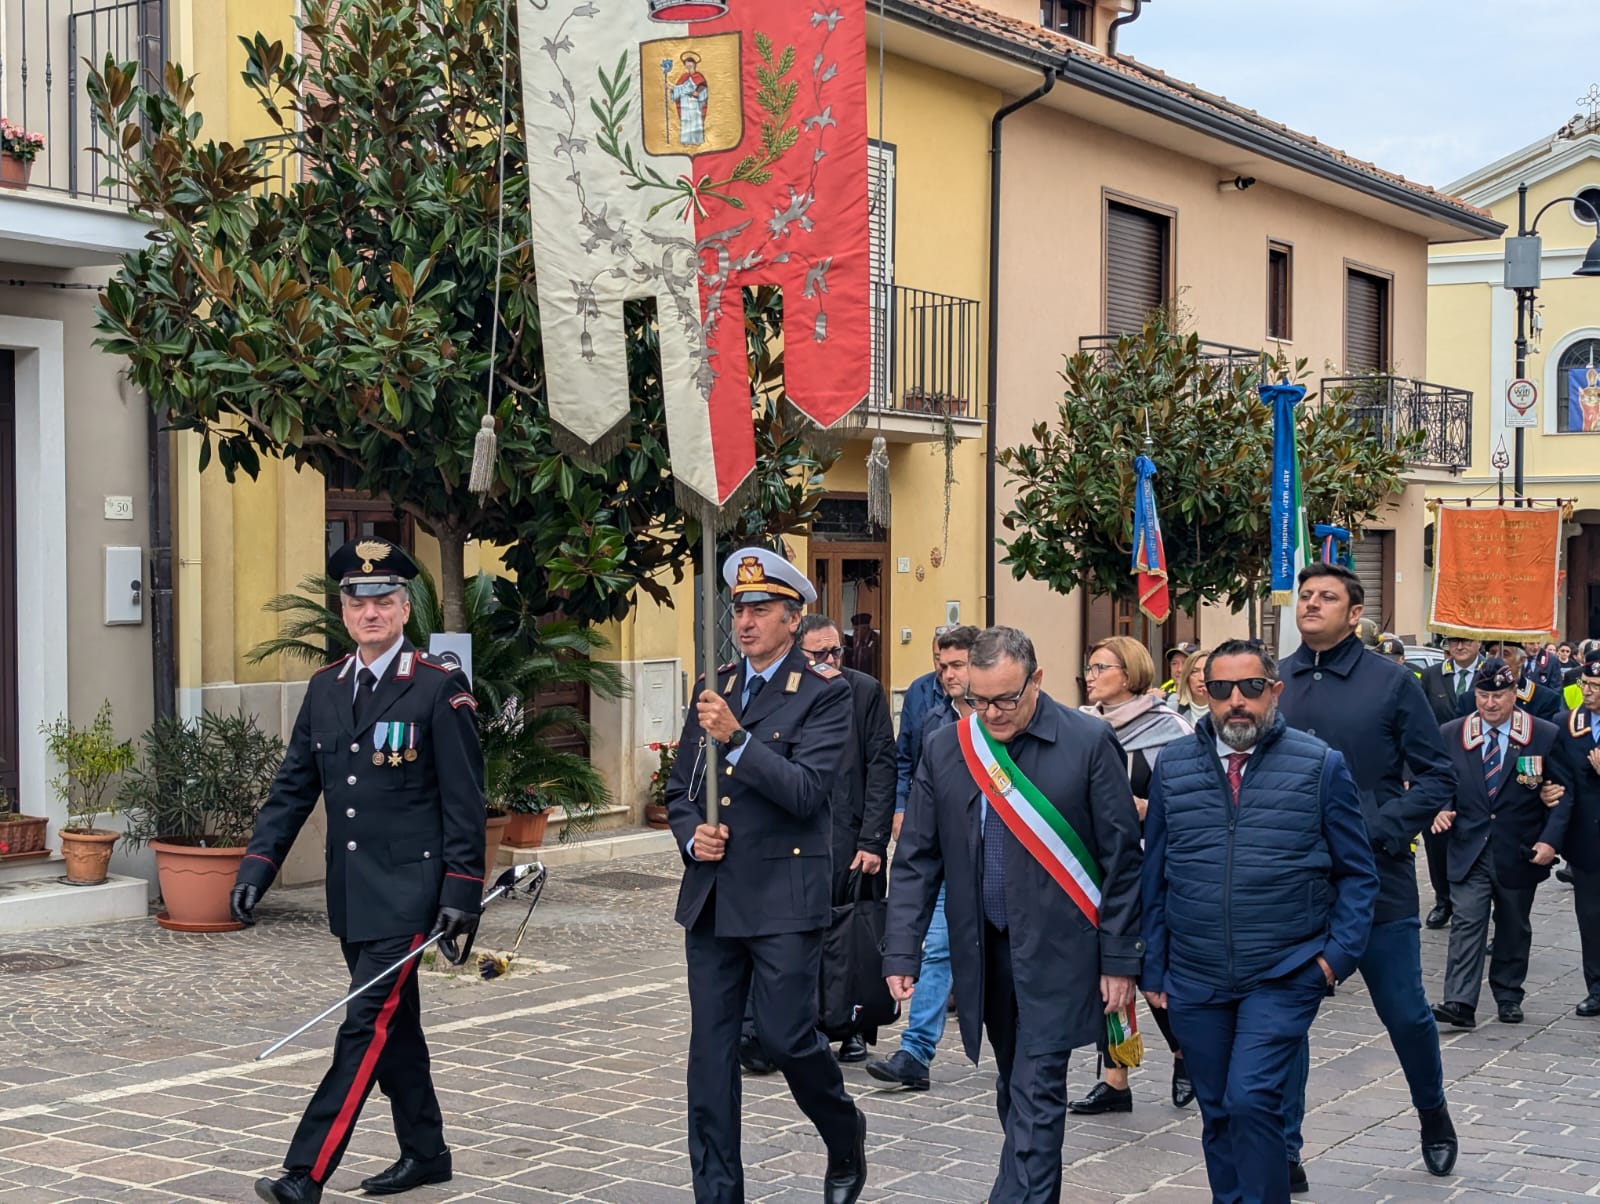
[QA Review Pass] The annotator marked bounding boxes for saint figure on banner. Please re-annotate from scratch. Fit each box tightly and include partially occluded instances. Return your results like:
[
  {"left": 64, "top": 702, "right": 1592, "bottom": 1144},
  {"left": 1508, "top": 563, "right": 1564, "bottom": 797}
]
[{"left": 670, "top": 51, "right": 709, "bottom": 146}]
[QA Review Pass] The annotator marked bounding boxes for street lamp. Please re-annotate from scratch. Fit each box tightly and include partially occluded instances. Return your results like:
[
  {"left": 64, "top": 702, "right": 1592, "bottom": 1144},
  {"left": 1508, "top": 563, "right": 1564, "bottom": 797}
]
[{"left": 1505, "top": 183, "right": 1600, "bottom": 500}]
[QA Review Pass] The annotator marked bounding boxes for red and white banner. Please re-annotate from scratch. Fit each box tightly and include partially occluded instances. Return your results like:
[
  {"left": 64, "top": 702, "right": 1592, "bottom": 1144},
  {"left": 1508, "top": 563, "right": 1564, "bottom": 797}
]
[{"left": 517, "top": 0, "right": 871, "bottom": 507}]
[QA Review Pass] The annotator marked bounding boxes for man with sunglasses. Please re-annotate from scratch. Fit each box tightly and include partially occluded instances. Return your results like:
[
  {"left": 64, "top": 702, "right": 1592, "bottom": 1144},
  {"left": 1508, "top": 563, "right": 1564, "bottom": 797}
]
[
  {"left": 1142, "top": 639, "right": 1377, "bottom": 1204},
  {"left": 1278, "top": 562, "right": 1459, "bottom": 1188},
  {"left": 884, "top": 626, "right": 1145, "bottom": 1203}
]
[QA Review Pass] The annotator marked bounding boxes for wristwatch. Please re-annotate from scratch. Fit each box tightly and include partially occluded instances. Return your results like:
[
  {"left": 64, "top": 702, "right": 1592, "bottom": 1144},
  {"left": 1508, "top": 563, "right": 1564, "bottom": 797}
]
[{"left": 725, "top": 728, "right": 748, "bottom": 749}]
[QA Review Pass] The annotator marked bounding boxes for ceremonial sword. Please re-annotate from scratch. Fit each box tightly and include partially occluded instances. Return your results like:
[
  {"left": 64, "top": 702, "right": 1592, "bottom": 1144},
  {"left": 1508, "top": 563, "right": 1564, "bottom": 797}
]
[{"left": 256, "top": 862, "right": 548, "bottom": 1061}]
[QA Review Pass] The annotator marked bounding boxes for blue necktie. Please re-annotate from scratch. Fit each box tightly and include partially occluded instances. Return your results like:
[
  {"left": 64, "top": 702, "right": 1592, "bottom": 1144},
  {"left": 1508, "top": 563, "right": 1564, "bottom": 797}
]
[
  {"left": 1483, "top": 731, "right": 1503, "bottom": 798},
  {"left": 982, "top": 807, "right": 1008, "bottom": 931},
  {"left": 743, "top": 672, "right": 766, "bottom": 710}
]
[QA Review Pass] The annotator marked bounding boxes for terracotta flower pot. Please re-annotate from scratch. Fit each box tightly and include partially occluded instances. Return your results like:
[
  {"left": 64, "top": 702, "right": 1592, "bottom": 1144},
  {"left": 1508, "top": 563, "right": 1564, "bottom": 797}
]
[
  {"left": 645, "top": 802, "right": 671, "bottom": 830},
  {"left": 150, "top": 840, "right": 247, "bottom": 932},
  {"left": 503, "top": 809, "right": 550, "bottom": 848},
  {"left": 0, "top": 154, "right": 31, "bottom": 189},
  {"left": 59, "top": 829, "right": 118, "bottom": 885},
  {"left": 484, "top": 812, "right": 512, "bottom": 870}
]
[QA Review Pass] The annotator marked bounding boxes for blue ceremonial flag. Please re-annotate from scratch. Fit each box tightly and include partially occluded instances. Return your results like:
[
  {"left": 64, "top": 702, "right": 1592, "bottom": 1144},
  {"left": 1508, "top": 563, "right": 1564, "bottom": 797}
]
[
  {"left": 1131, "top": 453, "right": 1170, "bottom": 623},
  {"left": 1263, "top": 383, "right": 1309, "bottom": 605},
  {"left": 1570, "top": 367, "right": 1600, "bottom": 432},
  {"left": 1313, "top": 523, "right": 1352, "bottom": 568}
]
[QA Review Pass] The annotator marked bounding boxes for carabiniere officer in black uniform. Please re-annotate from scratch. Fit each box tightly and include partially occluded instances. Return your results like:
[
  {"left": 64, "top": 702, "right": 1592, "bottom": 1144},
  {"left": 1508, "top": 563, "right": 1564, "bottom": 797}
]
[
  {"left": 666, "top": 546, "right": 868, "bottom": 1204},
  {"left": 232, "top": 539, "right": 486, "bottom": 1204}
]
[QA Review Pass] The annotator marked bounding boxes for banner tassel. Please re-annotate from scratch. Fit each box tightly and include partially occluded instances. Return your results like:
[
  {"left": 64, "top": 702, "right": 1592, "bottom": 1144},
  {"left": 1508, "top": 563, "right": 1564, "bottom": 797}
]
[
  {"left": 468, "top": 415, "right": 498, "bottom": 495},
  {"left": 866, "top": 435, "right": 891, "bottom": 527}
]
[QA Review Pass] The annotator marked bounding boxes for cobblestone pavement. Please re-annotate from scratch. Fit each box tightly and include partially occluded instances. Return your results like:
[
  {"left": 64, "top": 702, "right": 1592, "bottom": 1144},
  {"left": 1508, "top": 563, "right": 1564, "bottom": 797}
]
[{"left": 1, "top": 850, "right": 1599, "bottom": 1201}]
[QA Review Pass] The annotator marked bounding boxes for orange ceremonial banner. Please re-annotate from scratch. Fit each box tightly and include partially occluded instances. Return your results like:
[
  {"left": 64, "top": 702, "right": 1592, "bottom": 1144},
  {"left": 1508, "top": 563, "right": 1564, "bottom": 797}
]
[{"left": 1428, "top": 504, "right": 1562, "bottom": 641}]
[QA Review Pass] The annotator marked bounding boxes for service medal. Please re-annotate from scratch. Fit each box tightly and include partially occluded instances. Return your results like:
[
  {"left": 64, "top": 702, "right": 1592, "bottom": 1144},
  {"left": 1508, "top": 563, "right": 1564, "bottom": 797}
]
[
  {"left": 371, "top": 751, "right": 385, "bottom": 766},
  {"left": 384, "top": 722, "right": 404, "bottom": 767},
  {"left": 403, "top": 723, "right": 418, "bottom": 762},
  {"left": 1516, "top": 755, "right": 1544, "bottom": 788}
]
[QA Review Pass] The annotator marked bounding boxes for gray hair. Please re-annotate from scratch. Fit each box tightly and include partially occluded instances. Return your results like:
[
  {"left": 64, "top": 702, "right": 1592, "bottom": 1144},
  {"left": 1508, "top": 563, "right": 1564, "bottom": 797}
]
[{"left": 970, "top": 626, "right": 1038, "bottom": 679}]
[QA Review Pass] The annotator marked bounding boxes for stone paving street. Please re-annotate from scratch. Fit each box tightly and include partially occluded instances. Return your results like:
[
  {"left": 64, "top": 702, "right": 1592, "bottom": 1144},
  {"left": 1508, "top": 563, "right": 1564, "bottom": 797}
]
[{"left": 1, "top": 849, "right": 1599, "bottom": 1201}]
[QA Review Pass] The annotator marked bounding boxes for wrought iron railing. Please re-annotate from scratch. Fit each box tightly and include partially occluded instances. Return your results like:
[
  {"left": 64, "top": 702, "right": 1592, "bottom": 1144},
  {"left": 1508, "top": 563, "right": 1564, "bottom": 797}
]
[
  {"left": 869, "top": 282, "right": 982, "bottom": 420},
  {"left": 2, "top": 0, "right": 166, "bottom": 203},
  {"left": 1078, "top": 334, "right": 1267, "bottom": 377},
  {"left": 1319, "top": 375, "right": 1473, "bottom": 471}
]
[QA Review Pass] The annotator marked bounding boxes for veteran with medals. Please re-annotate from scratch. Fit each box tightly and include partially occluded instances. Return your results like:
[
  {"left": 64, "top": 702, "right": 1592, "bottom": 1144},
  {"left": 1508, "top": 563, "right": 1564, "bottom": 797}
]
[
  {"left": 232, "top": 539, "right": 485, "bottom": 1204},
  {"left": 1430, "top": 658, "right": 1572, "bottom": 1030},
  {"left": 883, "top": 626, "right": 1145, "bottom": 1203},
  {"left": 664, "top": 547, "right": 867, "bottom": 1204}
]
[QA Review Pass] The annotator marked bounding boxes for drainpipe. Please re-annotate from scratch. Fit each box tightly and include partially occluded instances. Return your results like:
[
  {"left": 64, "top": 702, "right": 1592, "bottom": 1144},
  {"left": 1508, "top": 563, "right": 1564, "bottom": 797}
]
[
  {"left": 1106, "top": 0, "right": 1146, "bottom": 57},
  {"left": 985, "top": 69, "right": 1056, "bottom": 626},
  {"left": 148, "top": 404, "right": 176, "bottom": 719}
]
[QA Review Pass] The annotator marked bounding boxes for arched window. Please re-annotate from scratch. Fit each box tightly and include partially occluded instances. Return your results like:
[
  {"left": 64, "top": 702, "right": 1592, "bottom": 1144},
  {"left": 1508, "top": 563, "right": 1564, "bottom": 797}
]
[{"left": 1558, "top": 338, "right": 1600, "bottom": 432}]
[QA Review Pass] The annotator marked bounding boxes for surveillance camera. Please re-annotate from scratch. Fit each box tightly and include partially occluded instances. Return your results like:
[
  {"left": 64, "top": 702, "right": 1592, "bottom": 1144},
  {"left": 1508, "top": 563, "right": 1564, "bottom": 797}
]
[{"left": 1218, "top": 176, "right": 1257, "bottom": 193}]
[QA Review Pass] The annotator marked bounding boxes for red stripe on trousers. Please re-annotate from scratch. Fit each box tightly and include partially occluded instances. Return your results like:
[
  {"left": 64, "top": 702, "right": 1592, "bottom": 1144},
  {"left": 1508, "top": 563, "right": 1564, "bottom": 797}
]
[{"left": 310, "top": 932, "right": 426, "bottom": 1182}]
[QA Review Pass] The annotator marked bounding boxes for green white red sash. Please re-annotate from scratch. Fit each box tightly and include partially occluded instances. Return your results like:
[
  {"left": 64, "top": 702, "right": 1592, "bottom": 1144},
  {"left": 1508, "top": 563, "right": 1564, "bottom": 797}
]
[{"left": 956, "top": 711, "right": 1103, "bottom": 926}]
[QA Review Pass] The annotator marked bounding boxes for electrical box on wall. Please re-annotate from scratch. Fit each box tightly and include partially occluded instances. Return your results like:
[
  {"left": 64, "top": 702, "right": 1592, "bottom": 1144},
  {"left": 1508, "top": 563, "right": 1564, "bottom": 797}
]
[{"left": 105, "top": 547, "right": 144, "bottom": 626}]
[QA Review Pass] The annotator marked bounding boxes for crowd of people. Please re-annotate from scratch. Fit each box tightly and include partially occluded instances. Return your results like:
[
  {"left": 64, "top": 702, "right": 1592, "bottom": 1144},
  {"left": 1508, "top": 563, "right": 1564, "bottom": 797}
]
[{"left": 232, "top": 539, "right": 1597, "bottom": 1204}]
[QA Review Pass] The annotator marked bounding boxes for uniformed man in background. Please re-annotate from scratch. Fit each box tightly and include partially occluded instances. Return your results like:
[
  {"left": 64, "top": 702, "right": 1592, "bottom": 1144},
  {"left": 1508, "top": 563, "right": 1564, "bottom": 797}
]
[
  {"left": 231, "top": 539, "right": 485, "bottom": 1204},
  {"left": 1556, "top": 656, "right": 1600, "bottom": 1018},
  {"left": 665, "top": 547, "right": 868, "bottom": 1204}
]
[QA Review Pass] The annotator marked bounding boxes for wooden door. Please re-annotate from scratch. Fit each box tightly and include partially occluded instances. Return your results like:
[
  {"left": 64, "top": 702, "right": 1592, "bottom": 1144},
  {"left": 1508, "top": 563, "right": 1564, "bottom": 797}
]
[{"left": 809, "top": 541, "right": 890, "bottom": 695}]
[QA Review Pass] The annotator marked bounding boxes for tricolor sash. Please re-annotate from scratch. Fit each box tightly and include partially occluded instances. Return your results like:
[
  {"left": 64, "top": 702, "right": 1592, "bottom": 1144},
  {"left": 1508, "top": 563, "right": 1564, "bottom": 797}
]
[{"left": 956, "top": 711, "right": 1103, "bottom": 927}]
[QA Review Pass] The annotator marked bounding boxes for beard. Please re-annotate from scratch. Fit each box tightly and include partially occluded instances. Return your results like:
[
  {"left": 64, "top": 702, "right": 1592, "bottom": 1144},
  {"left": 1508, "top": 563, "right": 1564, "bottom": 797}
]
[{"left": 1219, "top": 704, "right": 1276, "bottom": 751}]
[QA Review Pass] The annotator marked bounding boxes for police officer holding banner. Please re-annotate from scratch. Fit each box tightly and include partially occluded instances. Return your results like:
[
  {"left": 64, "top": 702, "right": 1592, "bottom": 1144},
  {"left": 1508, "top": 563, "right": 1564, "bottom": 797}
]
[
  {"left": 665, "top": 547, "right": 868, "bottom": 1204},
  {"left": 232, "top": 539, "right": 486, "bottom": 1204}
]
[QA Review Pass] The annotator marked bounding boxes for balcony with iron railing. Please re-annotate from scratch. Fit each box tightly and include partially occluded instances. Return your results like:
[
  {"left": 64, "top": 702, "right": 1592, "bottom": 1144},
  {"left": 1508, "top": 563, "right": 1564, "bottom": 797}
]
[
  {"left": 864, "top": 281, "right": 983, "bottom": 443},
  {"left": 1, "top": 0, "right": 164, "bottom": 266},
  {"left": 1078, "top": 333, "right": 1267, "bottom": 377},
  {"left": 1319, "top": 375, "right": 1473, "bottom": 472}
]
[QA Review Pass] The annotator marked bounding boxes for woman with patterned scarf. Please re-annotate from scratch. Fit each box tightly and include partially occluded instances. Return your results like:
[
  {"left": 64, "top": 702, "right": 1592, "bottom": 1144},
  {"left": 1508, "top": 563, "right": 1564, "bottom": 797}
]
[{"left": 1069, "top": 635, "right": 1197, "bottom": 1116}]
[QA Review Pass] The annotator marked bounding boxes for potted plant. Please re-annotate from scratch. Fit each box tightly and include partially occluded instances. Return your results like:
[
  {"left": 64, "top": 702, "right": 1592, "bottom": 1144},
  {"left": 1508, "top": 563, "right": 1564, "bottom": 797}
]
[
  {"left": 117, "top": 709, "right": 284, "bottom": 931},
  {"left": 0, "top": 118, "right": 44, "bottom": 188},
  {"left": 41, "top": 702, "right": 135, "bottom": 885},
  {"left": 645, "top": 742, "right": 677, "bottom": 829},
  {"left": 0, "top": 788, "right": 50, "bottom": 862}
]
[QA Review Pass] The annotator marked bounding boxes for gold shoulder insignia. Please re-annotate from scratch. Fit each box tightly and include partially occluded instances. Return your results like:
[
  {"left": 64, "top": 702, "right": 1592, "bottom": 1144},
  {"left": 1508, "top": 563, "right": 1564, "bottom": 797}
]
[
  {"left": 784, "top": 671, "right": 802, "bottom": 693},
  {"left": 1518, "top": 680, "right": 1535, "bottom": 702},
  {"left": 809, "top": 662, "right": 841, "bottom": 680}
]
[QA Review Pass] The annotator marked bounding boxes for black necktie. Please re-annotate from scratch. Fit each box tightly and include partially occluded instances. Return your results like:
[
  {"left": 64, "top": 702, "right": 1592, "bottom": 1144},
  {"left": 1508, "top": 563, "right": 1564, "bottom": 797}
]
[
  {"left": 982, "top": 809, "right": 1007, "bottom": 930},
  {"left": 744, "top": 673, "right": 766, "bottom": 708},
  {"left": 354, "top": 667, "right": 377, "bottom": 730}
]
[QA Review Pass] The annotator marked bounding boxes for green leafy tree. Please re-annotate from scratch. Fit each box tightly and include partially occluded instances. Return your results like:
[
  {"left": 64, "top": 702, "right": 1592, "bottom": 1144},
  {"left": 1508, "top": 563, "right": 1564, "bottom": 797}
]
[
  {"left": 88, "top": 0, "right": 835, "bottom": 632},
  {"left": 998, "top": 309, "right": 1421, "bottom": 614}
]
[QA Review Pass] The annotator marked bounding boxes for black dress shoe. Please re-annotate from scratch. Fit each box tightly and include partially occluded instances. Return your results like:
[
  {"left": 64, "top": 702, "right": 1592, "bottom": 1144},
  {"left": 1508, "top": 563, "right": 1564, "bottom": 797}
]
[
  {"left": 1288, "top": 1158, "right": 1309, "bottom": 1194},
  {"left": 1425, "top": 904, "right": 1453, "bottom": 929},
  {"left": 865, "top": 1049, "right": 930, "bottom": 1090},
  {"left": 838, "top": 1034, "right": 868, "bottom": 1063},
  {"left": 1577, "top": 995, "right": 1600, "bottom": 1017},
  {"left": 1497, "top": 1001, "right": 1524, "bottom": 1024},
  {"left": 740, "top": 1035, "right": 776, "bottom": 1075},
  {"left": 255, "top": 1172, "right": 322, "bottom": 1204},
  {"left": 1430, "top": 1000, "right": 1476, "bottom": 1029},
  {"left": 1557, "top": 863, "right": 1575, "bottom": 885},
  {"left": 360, "top": 1151, "right": 452, "bottom": 1195},
  {"left": 1419, "top": 1103, "right": 1458, "bottom": 1176},
  {"left": 1170, "top": 1057, "right": 1194, "bottom": 1108},
  {"left": 1068, "top": 1081, "right": 1133, "bottom": 1114},
  {"left": 823, "top": 1108, "right": 867, "bottom": 1204}
]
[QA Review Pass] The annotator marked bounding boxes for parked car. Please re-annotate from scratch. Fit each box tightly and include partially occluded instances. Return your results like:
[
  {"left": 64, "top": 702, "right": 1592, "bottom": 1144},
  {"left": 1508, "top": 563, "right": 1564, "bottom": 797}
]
[{"left": 1404, "top": 645, "right": 1445, "bottom": 676}]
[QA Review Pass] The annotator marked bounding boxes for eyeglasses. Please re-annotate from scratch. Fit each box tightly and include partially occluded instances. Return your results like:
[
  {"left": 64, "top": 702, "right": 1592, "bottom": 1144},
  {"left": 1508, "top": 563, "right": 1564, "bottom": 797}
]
[
  {"left": 1204, "top": 677, "right": 1272, "bottom": 701},
  {"left": 966, "top": 682, "right": 1032, "bottom": 713},
  {"left": 1083, "top": 661, "right": 1124, "bottom": 677},
  {"left": 806, "top": 646, "right": 844, "bottom": 661}
]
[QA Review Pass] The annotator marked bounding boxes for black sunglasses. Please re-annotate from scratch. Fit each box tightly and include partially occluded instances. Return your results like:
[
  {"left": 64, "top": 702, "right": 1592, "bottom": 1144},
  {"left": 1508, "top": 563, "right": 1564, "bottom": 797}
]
[{"left": 1204, "top": 677, "right": 1272, "bottom": 700}]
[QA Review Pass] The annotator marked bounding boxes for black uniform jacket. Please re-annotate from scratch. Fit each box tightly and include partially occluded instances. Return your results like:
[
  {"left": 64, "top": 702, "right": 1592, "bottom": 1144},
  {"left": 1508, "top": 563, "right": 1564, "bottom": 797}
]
[
  {"left": 831, "top": 666, "right": 897, "bottom": 870},
  {"left": 666, "top": 642, "right": 853, "bottom": 938},
  {"left": 883, "top": 695, "right": 1145, "bottom": 1061},
  {"left": 238, "top": 641, "right": 487, "bottom": 942},
  {"left": 1555, "top": 707, "right": 1600, "bottom": 872},
  {"left": 1441, "top": 711, "right": 1571, "bottom": 889},
  {"left": 1418, "top": 658, "right": 1481, "bottom": 726},
  {"left": 1514, "top": 677, "right": 1565, "bottom": 723}
]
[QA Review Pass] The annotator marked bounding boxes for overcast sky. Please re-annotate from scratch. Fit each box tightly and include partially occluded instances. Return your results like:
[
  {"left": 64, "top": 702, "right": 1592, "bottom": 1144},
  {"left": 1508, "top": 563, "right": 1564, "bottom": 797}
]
[{"left": 1117, "top": 2, "right": 1597, "bottom": 192}]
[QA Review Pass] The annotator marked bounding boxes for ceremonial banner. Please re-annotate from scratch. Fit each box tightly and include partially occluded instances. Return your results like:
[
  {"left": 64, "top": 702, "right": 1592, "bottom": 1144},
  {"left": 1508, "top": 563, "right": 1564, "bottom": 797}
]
[
  {"left": 1428, "top": 504, "right": 1562, "bottom": 641},
  {"left": 516, "top": 0, "right": 871, "bottom": 508},
  {"left": 1131, "top": 453, "right": 1171, "bottom": 623},
  {"left": 1264, "top": 383, "right": 1309, "bottom": 605},
  {"left": 1569, "top": 366, "right": 1600, "bottom": 433}
]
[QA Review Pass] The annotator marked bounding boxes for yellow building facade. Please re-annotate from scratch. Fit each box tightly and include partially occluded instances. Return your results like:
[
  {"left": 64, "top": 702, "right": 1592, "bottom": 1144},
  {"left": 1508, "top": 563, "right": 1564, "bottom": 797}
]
[{"left": 1428, "top": 103, "right": 1600, "bottom": 637}]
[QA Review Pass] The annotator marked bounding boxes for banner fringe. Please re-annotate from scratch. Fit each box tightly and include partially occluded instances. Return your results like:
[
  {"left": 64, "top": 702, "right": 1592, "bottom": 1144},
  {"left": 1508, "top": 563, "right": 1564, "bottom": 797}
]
[
  {"left": 1270, "top": 589, "right": 1294, "bottom": 606},
  {"left": 673, "top": 474, "right": 759, "bottom": 533},
  {"left": 550, "top": 418, "right": 631, "bottom": 466}
]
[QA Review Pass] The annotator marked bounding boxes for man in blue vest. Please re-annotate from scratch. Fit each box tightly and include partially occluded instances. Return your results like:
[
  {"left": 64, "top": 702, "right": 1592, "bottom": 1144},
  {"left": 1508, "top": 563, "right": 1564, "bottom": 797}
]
[{"left": 1142, "top": 638, "right": 1378, "bottom": 1204}]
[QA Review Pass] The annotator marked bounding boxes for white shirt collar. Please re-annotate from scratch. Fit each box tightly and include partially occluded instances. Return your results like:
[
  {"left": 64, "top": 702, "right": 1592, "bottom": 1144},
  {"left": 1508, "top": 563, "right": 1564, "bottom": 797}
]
[
  {"left": 353, "top": 637, "right": 405, "bottom": 695},
  {"left": 1215, "top": 735, "right": 1256, "bottom": 762}
]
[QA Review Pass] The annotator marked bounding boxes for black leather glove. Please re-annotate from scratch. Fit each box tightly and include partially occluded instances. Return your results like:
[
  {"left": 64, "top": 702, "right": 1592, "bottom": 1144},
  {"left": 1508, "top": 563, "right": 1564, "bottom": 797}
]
[
  {"left": 230, "top": 882, "right": 260, "bottom": 927},
  {"left": 431, "top": 906, "right": 480, "bottom": 965}
]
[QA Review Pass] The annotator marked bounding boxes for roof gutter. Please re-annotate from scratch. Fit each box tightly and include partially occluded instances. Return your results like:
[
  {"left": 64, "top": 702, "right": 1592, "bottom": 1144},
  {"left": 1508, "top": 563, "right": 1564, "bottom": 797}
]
[
  {"left": 985, "top": 68, "right": 1057, "bottom": 627},
  {"left": 1105, "top": 0, "right": 1145, "bottom": 57}
]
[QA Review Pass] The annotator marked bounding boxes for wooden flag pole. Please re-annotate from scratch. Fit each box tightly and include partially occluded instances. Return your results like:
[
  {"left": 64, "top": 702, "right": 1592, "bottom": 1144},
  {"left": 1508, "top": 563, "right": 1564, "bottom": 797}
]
[{"left": 702, "top": 507, "right": 720, "bottom": 827}]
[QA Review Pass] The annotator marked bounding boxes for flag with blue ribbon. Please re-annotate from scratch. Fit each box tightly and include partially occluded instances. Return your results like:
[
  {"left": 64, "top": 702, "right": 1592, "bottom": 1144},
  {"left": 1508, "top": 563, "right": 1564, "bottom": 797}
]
[
  {"left": 1131, "top": 453, "right": 1171, "bottom": 623},
  {"left": 1264, "top": 383, "right": 1309, "bottom": 605},
  {"left": 1313, "top": 523, "right": 1352, "bottom": 568}
]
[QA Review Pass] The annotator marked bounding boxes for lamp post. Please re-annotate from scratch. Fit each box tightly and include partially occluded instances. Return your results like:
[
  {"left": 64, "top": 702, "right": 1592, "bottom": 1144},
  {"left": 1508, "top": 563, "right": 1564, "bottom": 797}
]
[{"left": 1505, "top": 183, "right": 1600, "bottom": 500}]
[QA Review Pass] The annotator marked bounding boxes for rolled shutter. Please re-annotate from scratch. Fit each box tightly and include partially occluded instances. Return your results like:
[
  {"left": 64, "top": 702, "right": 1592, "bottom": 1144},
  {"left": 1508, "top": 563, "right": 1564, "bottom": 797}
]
[
  {"left": 1351, "top": 533, "right": 1388, "bottom": 626},
  {"left": 1345, "top": 270, "right": 1388, "bottom": 372},
  {"left": 1106, "top": 202, "right": 1169, "bottom": 334}
]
